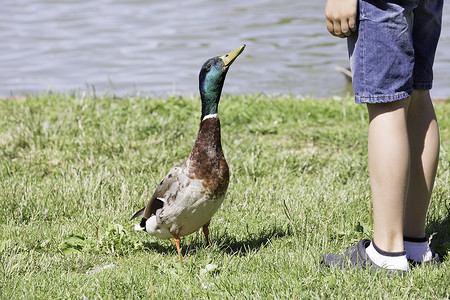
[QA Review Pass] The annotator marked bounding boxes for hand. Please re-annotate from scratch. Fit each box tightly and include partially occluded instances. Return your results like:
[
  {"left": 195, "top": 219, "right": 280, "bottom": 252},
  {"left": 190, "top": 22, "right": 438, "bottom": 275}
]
[{"left": 325, "top": 0, "right": 358, "bottom": 38}]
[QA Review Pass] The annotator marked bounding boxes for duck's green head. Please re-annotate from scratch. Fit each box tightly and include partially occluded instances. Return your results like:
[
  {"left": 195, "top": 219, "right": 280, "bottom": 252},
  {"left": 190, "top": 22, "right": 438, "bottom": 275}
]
[{"left": 199, "top": 44, "right": 245, "bottom": 119}]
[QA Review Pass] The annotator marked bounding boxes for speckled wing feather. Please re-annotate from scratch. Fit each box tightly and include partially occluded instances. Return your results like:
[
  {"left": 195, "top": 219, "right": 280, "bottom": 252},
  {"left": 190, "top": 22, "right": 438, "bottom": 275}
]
[
  {"left": 130, "top": 162, "right": 186, "bottom": 220},
  {"left": 130, "top": 160, "right": 206, "bottom": 221}
]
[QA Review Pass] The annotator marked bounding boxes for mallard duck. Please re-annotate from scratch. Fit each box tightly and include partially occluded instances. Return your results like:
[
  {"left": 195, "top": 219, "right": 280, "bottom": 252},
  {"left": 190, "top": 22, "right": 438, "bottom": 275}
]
[{"left": 131, "top": 45, "right": 245, "bottom": 260}]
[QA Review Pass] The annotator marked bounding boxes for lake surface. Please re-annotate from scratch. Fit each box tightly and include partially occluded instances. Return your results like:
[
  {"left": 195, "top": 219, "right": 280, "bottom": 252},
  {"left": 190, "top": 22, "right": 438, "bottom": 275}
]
[{"left": 1, "top": 0, "right": 449, "bottom": 98}]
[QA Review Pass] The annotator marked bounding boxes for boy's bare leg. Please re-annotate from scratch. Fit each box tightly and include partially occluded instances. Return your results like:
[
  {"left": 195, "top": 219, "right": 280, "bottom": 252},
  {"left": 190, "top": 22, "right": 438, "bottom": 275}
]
[
  {"left": 367, "top": 97, "right": 411, "bottom": 252},
  {"left": 404, "top": 90, "right": 440, "bottom": 238}
]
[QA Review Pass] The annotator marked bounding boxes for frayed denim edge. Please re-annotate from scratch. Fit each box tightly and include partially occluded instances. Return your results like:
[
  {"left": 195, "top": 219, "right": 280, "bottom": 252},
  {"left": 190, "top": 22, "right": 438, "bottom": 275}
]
[{"left": 354, "top": 90, "right": 413, "bottom": 104}]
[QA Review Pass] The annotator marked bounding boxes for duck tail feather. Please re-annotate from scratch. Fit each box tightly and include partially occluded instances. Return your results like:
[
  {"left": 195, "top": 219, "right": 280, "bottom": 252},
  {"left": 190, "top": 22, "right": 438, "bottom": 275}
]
[
  {"left": 134, "top": 223, "right": 145, "bottom": 231},
  {"left": 130, "top": 207, "right": 145, "bottom": 220},
  {"left": 134, "top": 217, "right": 148, "bottom": 231}
]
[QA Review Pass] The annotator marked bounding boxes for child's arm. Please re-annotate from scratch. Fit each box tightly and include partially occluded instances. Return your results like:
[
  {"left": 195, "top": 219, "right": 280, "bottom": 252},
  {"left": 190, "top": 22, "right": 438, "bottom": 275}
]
[{"left": 325, "top": 0, "right": 358, "bottom": 38}]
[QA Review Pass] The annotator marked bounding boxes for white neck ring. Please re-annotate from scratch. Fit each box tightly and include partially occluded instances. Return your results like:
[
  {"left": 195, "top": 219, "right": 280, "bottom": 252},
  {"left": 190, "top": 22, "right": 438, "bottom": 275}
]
[{"left": 202, "top": 113, "right": 219, "bottom": 121}]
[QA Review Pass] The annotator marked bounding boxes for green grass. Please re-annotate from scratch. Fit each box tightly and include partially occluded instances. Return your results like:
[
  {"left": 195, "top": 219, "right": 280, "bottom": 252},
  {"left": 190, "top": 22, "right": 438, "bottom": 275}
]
[{"left": 0, "top": 93, "right": 449, "bottom": 299}]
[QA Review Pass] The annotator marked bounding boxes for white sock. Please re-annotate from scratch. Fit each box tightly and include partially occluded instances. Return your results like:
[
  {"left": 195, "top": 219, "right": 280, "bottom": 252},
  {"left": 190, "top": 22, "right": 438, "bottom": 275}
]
[
  {"left": 404, "top": 237, "right": 433, "bottom": 263},
  {"left": 366, "top": 240, "right": 409, "bottom": 271}
]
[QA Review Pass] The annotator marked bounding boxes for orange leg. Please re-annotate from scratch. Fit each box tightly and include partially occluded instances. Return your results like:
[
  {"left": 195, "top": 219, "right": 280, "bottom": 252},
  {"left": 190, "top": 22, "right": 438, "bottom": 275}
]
[
  {"left": 202, "top": 225, "right": 211, "bottom": 246},
  {"left": 173, "top": 236, "right": 183, "bottom": 261}
]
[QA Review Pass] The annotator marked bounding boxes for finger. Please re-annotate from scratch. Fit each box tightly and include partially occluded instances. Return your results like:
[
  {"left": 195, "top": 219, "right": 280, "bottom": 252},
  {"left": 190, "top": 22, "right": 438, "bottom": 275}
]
[
  {"left": 333, "top": 21, "right": 345, "bottom": 38},
  {"left": 348, "top": 17, "right": 357, "bottom": 32},
  {"left": 326, "top": 19, "right": 336, "bottom": 36},
  {"left": 341, "top": 21, "right": 352, "bottom": 37}
]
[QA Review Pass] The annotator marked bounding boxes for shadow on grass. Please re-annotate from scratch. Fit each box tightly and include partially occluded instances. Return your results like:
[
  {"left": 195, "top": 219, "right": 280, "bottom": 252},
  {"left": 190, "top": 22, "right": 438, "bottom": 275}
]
[
  {"left": 139, "top": 224, "right": 294, "bottom": 258},
  {"left": 426, "top": 208, "right": 450, "bottom": 262},
  {"left": 140, "top": 240, "right": 177, "bottom": 256},
  {"left": 213, "top": 224, "right": 294, "bottom": 256}
]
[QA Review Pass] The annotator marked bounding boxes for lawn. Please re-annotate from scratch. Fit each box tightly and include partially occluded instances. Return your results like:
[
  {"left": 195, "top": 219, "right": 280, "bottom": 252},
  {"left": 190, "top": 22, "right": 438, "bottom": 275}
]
[{"left": 0, "top": 93, "right": 449, "bottom": 299}]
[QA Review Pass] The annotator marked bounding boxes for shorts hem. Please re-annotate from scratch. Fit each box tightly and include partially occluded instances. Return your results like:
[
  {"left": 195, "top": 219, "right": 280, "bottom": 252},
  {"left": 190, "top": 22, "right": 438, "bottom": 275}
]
[{"left": 354, "top": 91, "right": 412, "bottom": 104}]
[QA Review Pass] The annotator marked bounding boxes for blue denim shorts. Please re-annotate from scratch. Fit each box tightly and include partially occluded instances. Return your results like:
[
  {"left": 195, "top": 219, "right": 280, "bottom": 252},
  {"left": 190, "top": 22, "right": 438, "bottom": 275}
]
[{"left": 348, "top": 0, "right": 443, "bottom": 103}]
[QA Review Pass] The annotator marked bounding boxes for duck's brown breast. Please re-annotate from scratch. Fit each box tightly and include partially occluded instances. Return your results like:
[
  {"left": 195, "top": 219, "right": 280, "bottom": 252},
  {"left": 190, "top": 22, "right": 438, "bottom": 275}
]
[{"left": 188, "top": 117, "right": 229, "bottom": 195}]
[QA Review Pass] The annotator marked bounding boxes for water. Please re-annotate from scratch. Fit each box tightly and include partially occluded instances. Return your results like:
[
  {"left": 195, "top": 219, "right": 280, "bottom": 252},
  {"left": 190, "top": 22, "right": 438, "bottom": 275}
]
[{"left": 1, "top": 0, "right": 449, "bottom": 98}]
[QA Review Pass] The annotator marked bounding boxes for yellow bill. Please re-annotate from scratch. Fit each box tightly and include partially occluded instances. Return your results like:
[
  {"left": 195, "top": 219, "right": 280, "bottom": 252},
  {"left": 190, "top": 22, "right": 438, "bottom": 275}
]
[{"left": 220, "top": 44, "right": 246, "bottom": 68}]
